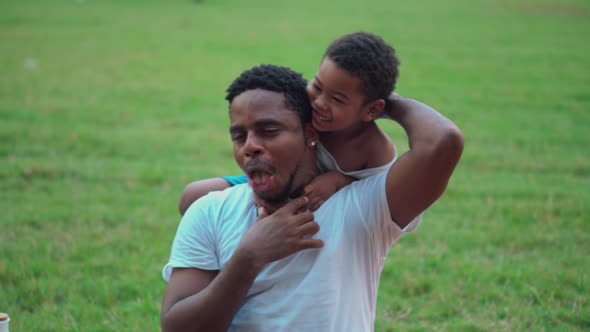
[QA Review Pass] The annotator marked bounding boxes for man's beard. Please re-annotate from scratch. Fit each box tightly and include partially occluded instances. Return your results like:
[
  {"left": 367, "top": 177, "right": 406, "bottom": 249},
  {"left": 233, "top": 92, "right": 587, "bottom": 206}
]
[{"left": 256, "top": 159, "right": 303, "bottom": 206}]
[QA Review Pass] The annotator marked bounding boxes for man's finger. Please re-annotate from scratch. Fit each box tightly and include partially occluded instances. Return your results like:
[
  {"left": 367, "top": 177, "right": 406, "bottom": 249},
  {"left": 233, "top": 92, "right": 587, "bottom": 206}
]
[
  {"left": 297, "top": 220, "right": 320, "bottom": 236},
  {"left": 298, "top": 238, "right": 324, "bottom": 250},
  {"left": 281, "top": 196, "right": 308, "bottom": 213},
  {"left": 293, "top": 210, "right": 314, "bottom": 225}
]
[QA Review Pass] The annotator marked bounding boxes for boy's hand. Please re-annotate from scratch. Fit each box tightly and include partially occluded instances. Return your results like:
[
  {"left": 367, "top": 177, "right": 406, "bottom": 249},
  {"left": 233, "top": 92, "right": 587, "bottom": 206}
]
[
  {"left": 303, "top": 171, "right": 355, "bottom": 211},
  {"left": 381, "top": 92, "right": 403, "bottom": 120}
]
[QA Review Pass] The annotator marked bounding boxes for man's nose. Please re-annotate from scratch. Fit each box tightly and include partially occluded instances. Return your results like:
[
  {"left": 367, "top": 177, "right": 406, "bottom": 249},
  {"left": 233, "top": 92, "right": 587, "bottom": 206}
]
[{"left": 243, "top": 134, "right": 263, "bottom": 158}]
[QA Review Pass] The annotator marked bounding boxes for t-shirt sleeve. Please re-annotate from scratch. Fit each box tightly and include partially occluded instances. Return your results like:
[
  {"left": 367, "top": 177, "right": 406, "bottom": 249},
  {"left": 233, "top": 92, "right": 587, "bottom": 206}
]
[
  {"left": 350, "top": 171, "right": 423, "bottom": 256},
  {"left": 162, "top": 196, "right": 220, "bottom": 282},
  {"left": 356, "top": 171, "right": 422, "bottom": 229}
]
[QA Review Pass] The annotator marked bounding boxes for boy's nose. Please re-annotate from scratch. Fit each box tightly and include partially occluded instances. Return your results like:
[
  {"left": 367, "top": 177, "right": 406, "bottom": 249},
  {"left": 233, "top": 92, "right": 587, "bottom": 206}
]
[{"left": 314, "top": 95, "right": 329, "bottom": 111}]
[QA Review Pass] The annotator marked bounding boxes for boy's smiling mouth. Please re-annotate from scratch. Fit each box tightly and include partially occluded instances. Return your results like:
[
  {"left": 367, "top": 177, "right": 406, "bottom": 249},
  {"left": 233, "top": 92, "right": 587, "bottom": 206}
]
[{"left": 313, "top": 109, "right": 330, "bottom": 122}]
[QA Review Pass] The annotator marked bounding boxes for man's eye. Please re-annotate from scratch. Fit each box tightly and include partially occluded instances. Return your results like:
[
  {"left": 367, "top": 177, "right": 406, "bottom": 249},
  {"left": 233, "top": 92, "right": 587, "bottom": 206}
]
[
  {"left": 313, "top": 84, "right": 321, "bottom": 92},
  {"left": 231, "top": 133, "right": 245, "bottom": 142},
  {"left": 262, "top": 129, "right": 279, "bottom": 136}
]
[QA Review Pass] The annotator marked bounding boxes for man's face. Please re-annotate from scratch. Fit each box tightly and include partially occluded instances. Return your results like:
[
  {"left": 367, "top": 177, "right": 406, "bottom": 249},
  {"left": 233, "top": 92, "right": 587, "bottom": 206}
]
[
  {"left": 230, "top": 89, "right": 316, "bottom": 208},
  {"left": 306, "top": 57, "right": 368, "bottom": 133}
]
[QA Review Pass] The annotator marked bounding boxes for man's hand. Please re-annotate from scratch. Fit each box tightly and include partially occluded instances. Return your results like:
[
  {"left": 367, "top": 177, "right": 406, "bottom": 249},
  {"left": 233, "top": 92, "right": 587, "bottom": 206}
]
[
  {"left": 236, "top": 197, "right": 324, "bottom": 269},
  {"left": 303, "top": 171, "right": 354, "bottom": 211}
]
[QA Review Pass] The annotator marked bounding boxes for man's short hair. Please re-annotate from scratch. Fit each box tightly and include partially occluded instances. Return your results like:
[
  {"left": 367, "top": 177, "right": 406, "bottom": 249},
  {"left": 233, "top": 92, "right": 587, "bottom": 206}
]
[
  {"left": 323, "top": 32, "right": 399, "bottom": 104},
  {"left": 226, "top": 64, "right": 312, "bottom": 125}
]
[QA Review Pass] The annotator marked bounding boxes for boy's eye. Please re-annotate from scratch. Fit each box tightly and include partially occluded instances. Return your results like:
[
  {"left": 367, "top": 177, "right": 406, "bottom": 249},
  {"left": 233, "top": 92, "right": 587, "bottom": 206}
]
[
  {"left": 333, "top": 97, "right": 345, "bottom": 104},
  {"left": 313, "top": 84, "right": 321, "bottom": 92}
]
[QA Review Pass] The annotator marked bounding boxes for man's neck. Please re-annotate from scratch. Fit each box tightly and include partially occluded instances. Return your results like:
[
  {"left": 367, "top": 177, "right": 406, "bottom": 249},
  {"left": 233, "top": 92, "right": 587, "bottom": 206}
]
[{"left": 254, "top": 164, "right": 319, "bottom": 215}]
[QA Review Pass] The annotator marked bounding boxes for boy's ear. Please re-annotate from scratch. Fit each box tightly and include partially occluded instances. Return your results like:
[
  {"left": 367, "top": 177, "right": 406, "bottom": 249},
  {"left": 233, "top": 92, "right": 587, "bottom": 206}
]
[{"left": 362, "top": 99, "right": 386, "bottom": 122}]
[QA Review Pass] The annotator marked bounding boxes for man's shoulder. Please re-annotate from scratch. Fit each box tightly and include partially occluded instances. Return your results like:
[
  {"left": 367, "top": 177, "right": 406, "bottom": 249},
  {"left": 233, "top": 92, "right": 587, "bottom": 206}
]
[
  {"left": 323, "top": 170, "right": 387, "bottom": 211},
  {"left": 211, "top": 182, "right": 251, "bottom": 199},
  {"left": 186, "top": 183, "right": 253, "bottom": 215},
  {"left": 341, "top": 170, "right": 388, "bottom": 194}
]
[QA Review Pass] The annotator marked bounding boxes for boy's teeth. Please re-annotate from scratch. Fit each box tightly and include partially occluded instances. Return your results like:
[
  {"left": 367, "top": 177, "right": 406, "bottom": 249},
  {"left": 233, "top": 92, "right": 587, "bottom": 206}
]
[{"left": 315, "top": 111, "right": 329, "bottom": 121}]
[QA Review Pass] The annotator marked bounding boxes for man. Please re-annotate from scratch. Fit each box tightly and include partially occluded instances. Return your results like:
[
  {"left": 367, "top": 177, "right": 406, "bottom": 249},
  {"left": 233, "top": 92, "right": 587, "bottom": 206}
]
[{"left": 161, "top": 64, "right": 463, "bottom": 331}]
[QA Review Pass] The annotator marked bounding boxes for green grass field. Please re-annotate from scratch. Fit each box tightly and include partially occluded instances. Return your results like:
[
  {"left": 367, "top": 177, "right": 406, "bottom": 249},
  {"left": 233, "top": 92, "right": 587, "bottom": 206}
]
[{"left": 1, "top": 0, "right": 589, "bottom": 330}]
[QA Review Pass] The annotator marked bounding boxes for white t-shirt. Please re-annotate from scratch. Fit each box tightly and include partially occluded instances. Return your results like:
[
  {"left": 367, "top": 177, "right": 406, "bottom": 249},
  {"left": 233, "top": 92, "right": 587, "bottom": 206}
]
[
  {"left": 315, "top": 142, "right": 396, "bottom": 179},
  {"left": 163, "top": 170, "right": 421, "bottom": 331}
]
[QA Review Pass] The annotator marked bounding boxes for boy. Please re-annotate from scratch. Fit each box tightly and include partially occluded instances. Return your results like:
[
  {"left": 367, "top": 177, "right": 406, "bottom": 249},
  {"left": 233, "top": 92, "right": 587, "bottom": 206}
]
[{"left": 179, "top": 32, "right": 424, "bottom": 213}]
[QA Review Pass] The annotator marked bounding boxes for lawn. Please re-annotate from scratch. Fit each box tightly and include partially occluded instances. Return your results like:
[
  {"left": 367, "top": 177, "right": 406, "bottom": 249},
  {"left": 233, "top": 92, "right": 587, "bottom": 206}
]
[{"left": 1, "top": 0, "right": 589, "bottom": 331}]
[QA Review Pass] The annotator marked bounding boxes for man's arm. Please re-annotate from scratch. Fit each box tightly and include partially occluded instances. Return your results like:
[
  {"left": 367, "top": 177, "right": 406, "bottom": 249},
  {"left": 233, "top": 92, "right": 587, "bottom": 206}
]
[
  {"left": 161, "top": 252, "right": 261, "bottom": 332},
  {"left": 384, "top": 94, "right": 464, "bottom": 228},
  {"left": 161, "top": 197, "right": 323, "bottom": 332}
]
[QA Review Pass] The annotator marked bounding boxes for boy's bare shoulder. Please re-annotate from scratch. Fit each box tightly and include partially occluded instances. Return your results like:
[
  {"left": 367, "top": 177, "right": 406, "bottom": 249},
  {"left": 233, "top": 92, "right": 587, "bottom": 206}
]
[
  {"left": 364, "top": 127, "right": 395, "bottom": 168},
  {"left": 321, "top": 125, "right": 395, "bottom": 172}
]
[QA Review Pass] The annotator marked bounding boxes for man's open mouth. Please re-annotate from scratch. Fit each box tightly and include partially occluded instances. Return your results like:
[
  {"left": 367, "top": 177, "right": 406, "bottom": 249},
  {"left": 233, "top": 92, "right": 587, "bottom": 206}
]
[
  {"left": 248, "top": 170, "right": 272, "bottom": 186},
  {"left": 245, "top": 159, "right": 276, "bottom": 192}
]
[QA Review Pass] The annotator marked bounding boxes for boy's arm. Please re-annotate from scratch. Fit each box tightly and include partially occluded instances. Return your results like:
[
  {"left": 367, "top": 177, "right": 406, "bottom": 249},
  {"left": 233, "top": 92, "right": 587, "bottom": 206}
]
[
  {"left": 384, "top": 94, "right": 464, "bottom": 228},
  {"left": 179, "top": 178, "right": 231, "bottom": 215}
]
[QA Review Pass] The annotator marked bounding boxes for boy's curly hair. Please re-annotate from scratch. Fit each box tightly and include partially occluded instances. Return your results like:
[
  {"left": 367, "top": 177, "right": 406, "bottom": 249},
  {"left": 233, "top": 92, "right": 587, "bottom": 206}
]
[{"left": 324, "top": 32, "right": 399, "bottom": 104}]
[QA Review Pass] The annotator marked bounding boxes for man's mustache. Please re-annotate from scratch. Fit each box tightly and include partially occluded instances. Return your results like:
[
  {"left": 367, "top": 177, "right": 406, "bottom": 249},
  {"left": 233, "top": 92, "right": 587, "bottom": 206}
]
[{"left": 245, "top": 159, "right": 276, "bottom": 174}]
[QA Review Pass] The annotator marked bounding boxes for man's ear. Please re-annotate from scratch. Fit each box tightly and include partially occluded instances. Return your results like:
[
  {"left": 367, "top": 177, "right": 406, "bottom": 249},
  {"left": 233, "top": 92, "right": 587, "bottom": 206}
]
[
  {"left": 304, "top": 124, "right": 319, "bottom": 148},
  {"left": 362, "top": 99, "right": 385, "bottom": 122}
]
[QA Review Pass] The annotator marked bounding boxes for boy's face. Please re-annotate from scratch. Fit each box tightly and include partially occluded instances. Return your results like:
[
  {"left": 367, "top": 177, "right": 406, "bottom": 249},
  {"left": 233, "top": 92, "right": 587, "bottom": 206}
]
[
  {"left": 230, "top": 89, "right": 317, "bottom": 209},
  {"left": 306, "top": 57, "right": 368, "bottom": 133}
]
